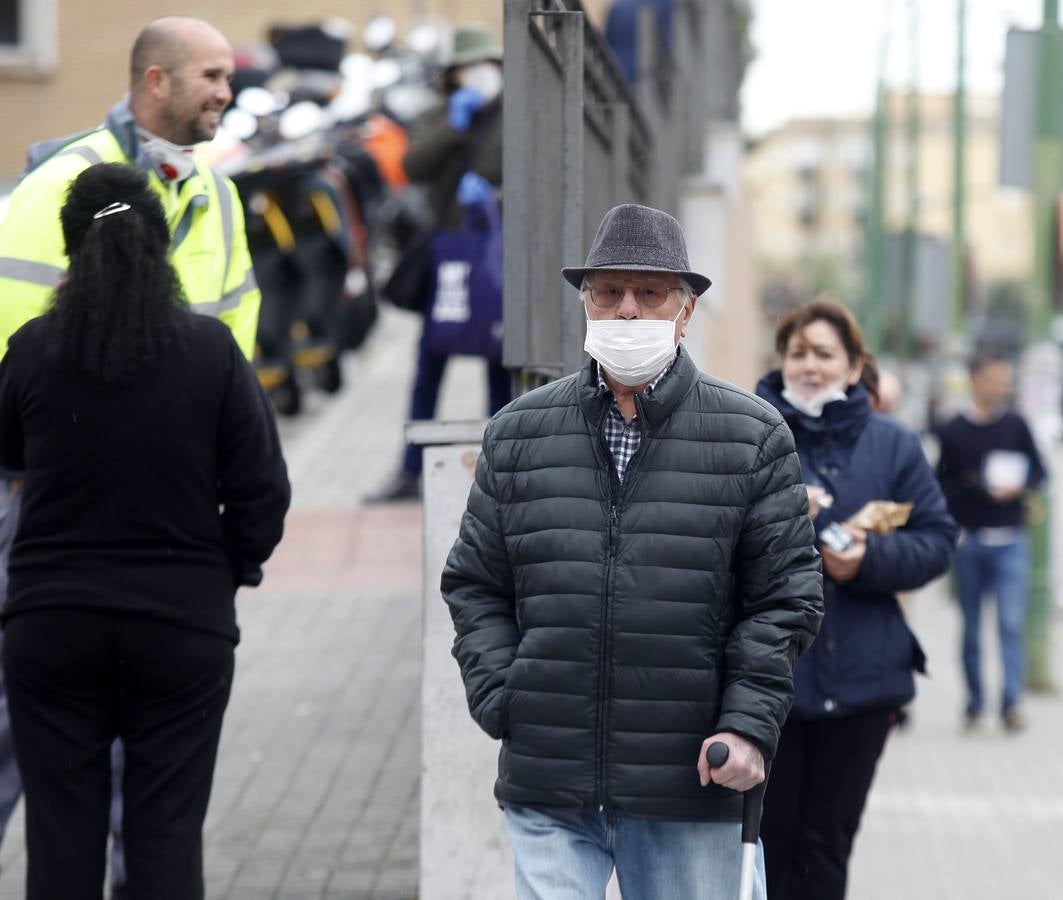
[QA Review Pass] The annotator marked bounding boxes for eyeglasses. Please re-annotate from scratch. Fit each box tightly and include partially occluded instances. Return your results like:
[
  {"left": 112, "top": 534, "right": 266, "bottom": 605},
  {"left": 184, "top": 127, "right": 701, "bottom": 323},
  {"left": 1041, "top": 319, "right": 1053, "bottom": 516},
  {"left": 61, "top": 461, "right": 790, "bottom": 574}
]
[{"left": 582, "top": 277, "right": 684, "bottom": 310}]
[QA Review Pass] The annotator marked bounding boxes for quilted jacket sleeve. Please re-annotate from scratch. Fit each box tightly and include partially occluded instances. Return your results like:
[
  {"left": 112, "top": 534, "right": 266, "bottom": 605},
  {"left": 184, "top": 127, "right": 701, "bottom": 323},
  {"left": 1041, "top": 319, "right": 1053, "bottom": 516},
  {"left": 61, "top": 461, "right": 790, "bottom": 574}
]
[
  {"left": 440, "top": 424, "right": 519, "bottom": 740},
  {"left": 718, "top": 420, "right": 824, "bottom": 756},
  {"left": 850, "top": 428, "right": 957, "bottom": 594}
]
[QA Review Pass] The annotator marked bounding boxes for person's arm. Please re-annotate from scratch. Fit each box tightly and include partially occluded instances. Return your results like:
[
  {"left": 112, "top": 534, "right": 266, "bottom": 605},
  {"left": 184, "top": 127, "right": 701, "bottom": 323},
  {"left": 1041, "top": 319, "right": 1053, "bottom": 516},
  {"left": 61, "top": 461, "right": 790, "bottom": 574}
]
[
  {"left": 440, "top": 424, "right": 519, "bottom": 740},
  {"left": 215, "top": 178, "right": 262, "bottom": 361},
  {"left": 216, "top": 332, "right": 290, "bottom": 585},
  {"left": 0, "top": 352, "right": 25, "bottom": 471},
  {"left": 716, "top": 421, "right": 824, "bottom": 757},
  {"left": 402, "top": 106, "right": 470, "bottom": 183},
  {"left": 1018, "top": 415, "right": 1048, "bottom": 491},
  {"left": 848, "top": 428, "right": 958, "bottom": 593}
]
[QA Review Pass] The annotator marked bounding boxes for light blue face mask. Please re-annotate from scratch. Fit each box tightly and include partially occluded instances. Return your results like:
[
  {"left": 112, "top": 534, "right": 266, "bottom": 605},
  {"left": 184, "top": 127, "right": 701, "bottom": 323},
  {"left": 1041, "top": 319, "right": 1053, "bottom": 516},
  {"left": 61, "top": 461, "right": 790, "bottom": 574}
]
[{"left": 584, "top": 302, "right": 686, "bottom": 387}]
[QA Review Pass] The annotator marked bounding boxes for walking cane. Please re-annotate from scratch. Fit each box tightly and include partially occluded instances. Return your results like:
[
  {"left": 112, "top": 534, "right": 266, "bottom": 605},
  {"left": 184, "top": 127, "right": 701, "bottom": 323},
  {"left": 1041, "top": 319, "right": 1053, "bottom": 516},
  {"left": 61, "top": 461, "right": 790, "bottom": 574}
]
[{"left": 706, "top": 742, "right": 771, "bottom": 900}]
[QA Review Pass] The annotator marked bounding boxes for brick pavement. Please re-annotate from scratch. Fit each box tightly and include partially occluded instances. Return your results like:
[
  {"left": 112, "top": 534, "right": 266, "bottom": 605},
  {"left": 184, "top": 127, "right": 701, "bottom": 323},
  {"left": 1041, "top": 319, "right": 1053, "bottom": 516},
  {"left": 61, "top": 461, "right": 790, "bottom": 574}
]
[{"left": 0, "top": 304, "right": 1060, "bottom": 898}]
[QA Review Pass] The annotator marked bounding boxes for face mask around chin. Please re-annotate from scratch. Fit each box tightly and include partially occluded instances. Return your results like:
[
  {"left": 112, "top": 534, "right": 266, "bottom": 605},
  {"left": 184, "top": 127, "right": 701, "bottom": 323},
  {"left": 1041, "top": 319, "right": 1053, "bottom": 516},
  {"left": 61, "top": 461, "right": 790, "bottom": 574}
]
[
  {"left": 584, "top": 304, "right": 685, "bottom": 387},
  {"left": 781, "top": 374, "right": 851, "bottom": 418},
  {"left": 137, "top": 128, "right": 196, "bottom": 181},
  {"left": 458, "top": 63, "right": 503, "bottom": 102}
]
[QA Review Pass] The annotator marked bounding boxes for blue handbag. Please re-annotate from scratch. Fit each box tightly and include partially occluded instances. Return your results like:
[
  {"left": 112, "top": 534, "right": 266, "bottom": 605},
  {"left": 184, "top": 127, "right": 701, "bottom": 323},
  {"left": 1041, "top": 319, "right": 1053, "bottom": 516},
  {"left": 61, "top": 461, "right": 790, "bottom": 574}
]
[{"left": 423, "top": 193, "right": 503, "bottom": 361}]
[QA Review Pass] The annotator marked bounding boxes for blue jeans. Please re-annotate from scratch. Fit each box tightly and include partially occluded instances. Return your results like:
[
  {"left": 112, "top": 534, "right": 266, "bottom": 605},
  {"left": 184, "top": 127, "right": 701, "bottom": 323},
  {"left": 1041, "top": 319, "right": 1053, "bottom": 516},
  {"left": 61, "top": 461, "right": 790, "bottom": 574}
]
[
  {"left": 503, "top": 805, "right": 766, "bottom": 900},
  {"left": 954, "top": 533, "right": 1030, "bottom": 716}
]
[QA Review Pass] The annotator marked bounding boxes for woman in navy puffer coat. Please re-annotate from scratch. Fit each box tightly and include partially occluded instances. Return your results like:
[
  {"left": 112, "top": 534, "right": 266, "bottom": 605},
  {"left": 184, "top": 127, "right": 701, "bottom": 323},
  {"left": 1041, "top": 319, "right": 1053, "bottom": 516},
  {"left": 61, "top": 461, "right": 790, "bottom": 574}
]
[{"left": 755, "top": 301, "right": 957, "bottom": 900}]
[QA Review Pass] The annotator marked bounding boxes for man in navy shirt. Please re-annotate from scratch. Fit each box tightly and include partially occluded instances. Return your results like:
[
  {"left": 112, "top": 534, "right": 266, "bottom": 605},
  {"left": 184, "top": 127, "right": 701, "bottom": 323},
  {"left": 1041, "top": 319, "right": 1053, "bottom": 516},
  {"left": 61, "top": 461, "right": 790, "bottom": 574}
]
[{"left": 936, "top": 355, "right": 1046, "bottom": 732}]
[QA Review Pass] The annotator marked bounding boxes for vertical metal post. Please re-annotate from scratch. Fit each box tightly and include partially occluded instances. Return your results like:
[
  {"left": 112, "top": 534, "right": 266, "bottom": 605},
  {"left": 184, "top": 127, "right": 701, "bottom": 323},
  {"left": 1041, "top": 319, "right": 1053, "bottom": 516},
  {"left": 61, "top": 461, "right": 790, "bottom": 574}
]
[
  {"left": 609, "top": 104, "right": 632, "bottom": 201},
  {"left": 502, "top": 0, "right": 534, "bottom": 373},
  {"left": 558, "top": 11, "right": 587, "bottom": 376},
  {"left": 1026, "top": 0, "right": 1061, "bottom": 691},
  {"left": 864, "top": 8, "right": 892, "bottom": 354},
  {"left": 900, "top": 0, "right": 920, "bottom": 358},
  {"left": 951, "top": 0, "right": 967, "bottom": 335},
  {"left": 1033, "top": 0, "right": 1062, "bottom": 337}
]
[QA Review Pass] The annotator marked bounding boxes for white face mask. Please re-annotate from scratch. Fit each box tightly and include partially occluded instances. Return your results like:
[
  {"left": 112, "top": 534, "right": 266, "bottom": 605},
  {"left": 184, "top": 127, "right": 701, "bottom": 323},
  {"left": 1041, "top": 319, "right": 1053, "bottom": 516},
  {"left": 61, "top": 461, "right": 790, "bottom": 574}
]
[
  {"left": 781, "top": 371, "right": 851, "bottom": 418},
  {"left": 457, "top": 63, "right": 503, "bottom": 102},
  {"left": 584, "top": 303, "right": 686, "bottom": 388},
  {"left": 137, "top": 127, "right": 196, "bottom": 182}
]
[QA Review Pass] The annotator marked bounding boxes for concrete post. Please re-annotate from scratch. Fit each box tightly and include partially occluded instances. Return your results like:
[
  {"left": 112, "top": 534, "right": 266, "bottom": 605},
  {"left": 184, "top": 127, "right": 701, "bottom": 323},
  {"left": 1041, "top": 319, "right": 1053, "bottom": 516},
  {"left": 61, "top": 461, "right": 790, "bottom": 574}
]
[{"left": 417, "top": 424, "right": 515, "bottom": 900}]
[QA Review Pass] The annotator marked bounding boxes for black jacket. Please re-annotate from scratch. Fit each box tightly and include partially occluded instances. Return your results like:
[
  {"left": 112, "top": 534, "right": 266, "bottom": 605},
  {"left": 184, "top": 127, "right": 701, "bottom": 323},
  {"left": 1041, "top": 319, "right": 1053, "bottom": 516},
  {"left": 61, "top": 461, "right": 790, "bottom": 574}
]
[
  {"left": 403, "top": 98, "right": 502, "bottom": 232},
  {"left": 757, "top": 373, "right": 957, "bottom": 718},
  {"left": 936, "top": 409, "right": 1046, "bottom": 530},
  {"left": 0, "top": 314, "right": 290, "bottom": 642},
  {"left": 442, "top": 348, "right": 823, "bottom": 820}
]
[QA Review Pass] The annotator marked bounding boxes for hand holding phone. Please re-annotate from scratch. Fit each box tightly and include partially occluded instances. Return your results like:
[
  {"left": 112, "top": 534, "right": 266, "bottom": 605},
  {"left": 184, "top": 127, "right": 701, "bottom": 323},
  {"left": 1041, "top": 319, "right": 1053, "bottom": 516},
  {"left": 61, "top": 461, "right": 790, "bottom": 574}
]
[{"left": 819, "top": 523, "right": 867, "bottom": 583}]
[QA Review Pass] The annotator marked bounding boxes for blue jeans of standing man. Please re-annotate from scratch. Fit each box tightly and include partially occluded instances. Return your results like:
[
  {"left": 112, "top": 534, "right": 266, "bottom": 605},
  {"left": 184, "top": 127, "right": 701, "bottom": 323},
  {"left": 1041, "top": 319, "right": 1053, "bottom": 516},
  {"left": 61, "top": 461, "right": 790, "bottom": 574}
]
[
  {"left": 503, "top": 804, "right": 766, "bottom": 900},
  {"left": 954, "top": 533, "right": 1030, "bottom": 716}
]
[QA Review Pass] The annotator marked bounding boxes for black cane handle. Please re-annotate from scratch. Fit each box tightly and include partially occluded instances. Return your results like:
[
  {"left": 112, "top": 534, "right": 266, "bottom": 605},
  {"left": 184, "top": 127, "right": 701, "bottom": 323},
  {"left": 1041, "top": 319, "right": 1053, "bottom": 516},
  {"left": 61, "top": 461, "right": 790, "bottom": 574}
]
[
  {"left": 705, "top": 741, "right": 771, "bottom": 844},
  {"left": 706, "top": 741, "right": 730, "bottom": 769}
]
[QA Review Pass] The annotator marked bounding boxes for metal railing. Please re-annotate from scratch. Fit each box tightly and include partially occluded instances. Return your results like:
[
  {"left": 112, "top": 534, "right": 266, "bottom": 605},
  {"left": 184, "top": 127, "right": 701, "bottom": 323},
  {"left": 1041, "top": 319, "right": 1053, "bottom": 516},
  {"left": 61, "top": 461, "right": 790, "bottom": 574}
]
[{"left": 503, "top": 0, "right": 712, "bottom": 385}]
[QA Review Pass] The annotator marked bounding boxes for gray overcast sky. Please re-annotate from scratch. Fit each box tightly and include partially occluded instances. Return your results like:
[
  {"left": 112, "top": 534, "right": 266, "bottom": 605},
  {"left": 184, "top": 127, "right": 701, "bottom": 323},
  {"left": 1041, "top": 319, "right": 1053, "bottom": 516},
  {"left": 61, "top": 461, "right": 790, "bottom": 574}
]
[{"left": 741, "top": 0, "right": 1044, "bottom": 135}]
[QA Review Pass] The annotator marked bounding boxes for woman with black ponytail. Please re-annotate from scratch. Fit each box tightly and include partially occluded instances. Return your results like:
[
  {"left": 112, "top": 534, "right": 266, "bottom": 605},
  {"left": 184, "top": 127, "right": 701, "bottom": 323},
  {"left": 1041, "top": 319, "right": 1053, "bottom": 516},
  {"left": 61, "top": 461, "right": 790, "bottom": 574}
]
[{"left": 0, "top": 163, "right": 290, "bottom": 900}]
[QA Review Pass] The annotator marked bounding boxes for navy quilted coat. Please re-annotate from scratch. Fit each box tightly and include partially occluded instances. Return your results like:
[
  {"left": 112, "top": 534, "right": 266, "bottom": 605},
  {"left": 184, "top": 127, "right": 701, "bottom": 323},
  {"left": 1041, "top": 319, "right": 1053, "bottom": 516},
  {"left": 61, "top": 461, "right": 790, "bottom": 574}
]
[
  {"left": 441, "top": 348, "right": 823, "bottom": 821},
  {"left": 756, "top": 372, "right": 958, "bottom": 719}
]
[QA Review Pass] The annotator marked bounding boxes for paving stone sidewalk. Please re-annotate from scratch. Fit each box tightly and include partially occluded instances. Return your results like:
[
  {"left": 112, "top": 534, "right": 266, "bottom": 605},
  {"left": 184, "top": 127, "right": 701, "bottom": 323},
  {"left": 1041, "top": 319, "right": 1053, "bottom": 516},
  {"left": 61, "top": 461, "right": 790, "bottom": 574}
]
[{"left": 0, "top": 305, "right": 1059, "bottom": 899}]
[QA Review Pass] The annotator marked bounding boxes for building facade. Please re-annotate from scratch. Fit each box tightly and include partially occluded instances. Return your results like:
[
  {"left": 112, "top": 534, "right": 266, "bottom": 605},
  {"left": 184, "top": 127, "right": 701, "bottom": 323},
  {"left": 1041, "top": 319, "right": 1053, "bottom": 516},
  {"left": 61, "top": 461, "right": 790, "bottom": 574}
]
[{"left": 743, "top": 93, "right": 1032, "bottom": 319}]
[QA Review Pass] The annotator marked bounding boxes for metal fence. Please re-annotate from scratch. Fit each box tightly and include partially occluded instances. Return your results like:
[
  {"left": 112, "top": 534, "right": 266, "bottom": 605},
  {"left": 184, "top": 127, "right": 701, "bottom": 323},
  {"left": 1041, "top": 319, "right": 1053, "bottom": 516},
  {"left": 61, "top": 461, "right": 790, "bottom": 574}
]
[{"left": 502, "top": 0, "right": 712, "bottom": 384}]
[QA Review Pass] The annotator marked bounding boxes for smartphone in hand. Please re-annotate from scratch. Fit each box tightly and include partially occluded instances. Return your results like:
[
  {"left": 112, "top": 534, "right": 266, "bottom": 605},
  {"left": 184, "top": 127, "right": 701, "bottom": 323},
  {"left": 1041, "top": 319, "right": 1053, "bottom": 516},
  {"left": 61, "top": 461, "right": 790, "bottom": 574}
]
[{"left": 819, "top": 522, "right": 854, "bottom": 553}]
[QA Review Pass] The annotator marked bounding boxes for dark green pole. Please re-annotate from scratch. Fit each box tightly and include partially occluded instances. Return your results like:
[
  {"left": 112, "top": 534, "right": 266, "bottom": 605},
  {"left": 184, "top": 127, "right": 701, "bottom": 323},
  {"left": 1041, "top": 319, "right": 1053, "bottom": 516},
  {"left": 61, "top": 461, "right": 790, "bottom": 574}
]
[
  {"left": 900, "top": 0, "right": 920, "bottom": 359},
  {"left": 951, "top": 0, "right": 966, "bottom": 335},
  {"left": 1033, "top": 0, "right": 1062, "bottom": 337},
  {"left": 1027, "top": 0, "right": 1061, "bottom": 692},
  {"left": 864, "top": 17, "right": 891, "bottom": 355}
]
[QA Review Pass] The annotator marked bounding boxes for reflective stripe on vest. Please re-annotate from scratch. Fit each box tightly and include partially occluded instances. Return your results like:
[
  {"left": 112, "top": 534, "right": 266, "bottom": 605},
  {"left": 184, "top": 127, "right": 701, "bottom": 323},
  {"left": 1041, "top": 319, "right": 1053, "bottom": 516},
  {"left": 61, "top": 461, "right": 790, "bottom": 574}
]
[
  {"left": 0, "top": 256, "right": 65, "bottom": 288},
  {"left": 169, "top": 195, "right": 208, "bottom": 257},
  {"left": 55, "top": 145, "right": 104, "bottom": 168},
  {"left": 210, "top": 169, "right": 234, "bottom": 295},
  {"left": 188, "top": 267, "right": 257, "bottom": 318}
]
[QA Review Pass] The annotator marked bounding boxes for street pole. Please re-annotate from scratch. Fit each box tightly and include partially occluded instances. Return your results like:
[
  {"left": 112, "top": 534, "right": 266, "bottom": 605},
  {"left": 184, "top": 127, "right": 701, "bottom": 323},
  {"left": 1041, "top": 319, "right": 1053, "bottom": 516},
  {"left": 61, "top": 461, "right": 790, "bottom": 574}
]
[
  {"left": 951, "top": 0, "right": 966, "bottom": 336},
  {"left": 1033, "top": 0, "right": 1062, "bottom": 337},
  {"left": 1027, "top": 0, "right": 1061, "bottom": 692},
  {"left": 900, "top": 0, "right": 920, "bottom": 359},
  {"left": 864, "top": 9, "right": 892, "bottom": 355}
]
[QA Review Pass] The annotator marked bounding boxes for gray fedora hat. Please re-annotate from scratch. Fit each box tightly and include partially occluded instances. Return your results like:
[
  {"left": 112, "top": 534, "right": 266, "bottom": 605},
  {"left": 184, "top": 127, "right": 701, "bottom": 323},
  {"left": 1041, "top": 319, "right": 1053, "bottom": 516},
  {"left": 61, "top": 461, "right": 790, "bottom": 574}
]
[{"left": 562, "top": 203, "right": 711, "bottom": 296}]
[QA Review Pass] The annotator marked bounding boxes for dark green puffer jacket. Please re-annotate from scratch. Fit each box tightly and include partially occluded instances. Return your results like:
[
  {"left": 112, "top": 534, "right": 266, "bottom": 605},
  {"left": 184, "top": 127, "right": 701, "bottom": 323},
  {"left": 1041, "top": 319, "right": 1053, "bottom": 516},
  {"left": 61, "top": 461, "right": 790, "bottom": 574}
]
[{"left": 441, "top": 347, "right": 823, "bottom": 821}]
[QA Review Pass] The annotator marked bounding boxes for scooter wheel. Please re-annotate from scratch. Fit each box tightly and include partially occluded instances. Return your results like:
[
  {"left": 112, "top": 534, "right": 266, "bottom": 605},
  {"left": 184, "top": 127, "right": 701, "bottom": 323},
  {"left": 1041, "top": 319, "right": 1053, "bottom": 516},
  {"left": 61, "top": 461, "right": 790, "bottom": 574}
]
[
  {"left": 316, "top": 357, "right": 344, "bottom": 395},
  {"left": 272, "top": 373, "right": 303, "bottom": 417}
]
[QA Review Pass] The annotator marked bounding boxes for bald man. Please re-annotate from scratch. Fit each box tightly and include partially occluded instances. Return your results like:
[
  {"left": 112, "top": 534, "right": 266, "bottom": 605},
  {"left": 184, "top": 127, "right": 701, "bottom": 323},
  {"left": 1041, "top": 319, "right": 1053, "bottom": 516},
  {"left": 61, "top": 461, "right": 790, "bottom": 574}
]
[
  {"left": 0, "top": 17, "right": 259, "bottom": 900},
  {"left": 0, "top": 16, "right": 259, "bottom": 358}
]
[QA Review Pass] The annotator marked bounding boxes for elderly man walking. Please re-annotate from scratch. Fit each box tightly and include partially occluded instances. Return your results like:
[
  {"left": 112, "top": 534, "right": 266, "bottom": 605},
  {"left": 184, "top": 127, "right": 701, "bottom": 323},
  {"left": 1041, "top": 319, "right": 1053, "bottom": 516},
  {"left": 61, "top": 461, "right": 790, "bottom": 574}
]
[{"left": 442, "top": 204, "right": 823, "bottom": 899}]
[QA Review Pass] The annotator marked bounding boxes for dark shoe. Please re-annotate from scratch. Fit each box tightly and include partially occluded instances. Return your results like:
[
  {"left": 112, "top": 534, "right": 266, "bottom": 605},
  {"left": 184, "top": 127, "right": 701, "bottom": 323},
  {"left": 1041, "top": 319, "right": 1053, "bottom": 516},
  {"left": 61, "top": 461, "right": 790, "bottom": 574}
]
[
  {"left": 962, "top": 710, "right": 981, "bottom": 732},
  {"left": 365, "top": 471, "right": 420, "bottom": 503},
  {"left": 110, "top": 887, "right": 129, "bottom": 900},
  {"left": 1002, "top": 708, "right": 1027, "bottom": 733}
]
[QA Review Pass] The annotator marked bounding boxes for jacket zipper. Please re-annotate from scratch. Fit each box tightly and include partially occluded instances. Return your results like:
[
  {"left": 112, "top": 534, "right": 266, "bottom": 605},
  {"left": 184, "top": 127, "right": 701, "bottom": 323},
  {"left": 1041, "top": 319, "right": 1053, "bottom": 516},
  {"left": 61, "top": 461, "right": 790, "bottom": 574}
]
[
  {"left": 594, "top": 416, "right": 618, "bottom": 811},
  {"left": 593, "top": 396, "right": 650, "bottom": 811}
]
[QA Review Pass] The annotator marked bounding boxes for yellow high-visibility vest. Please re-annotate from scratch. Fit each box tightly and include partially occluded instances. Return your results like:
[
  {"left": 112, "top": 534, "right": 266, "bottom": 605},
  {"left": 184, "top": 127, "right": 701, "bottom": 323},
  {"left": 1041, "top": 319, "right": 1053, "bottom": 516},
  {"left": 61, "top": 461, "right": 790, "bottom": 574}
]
[{"left": 0, "top": 126, "right": 260, "bottom": 360}]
